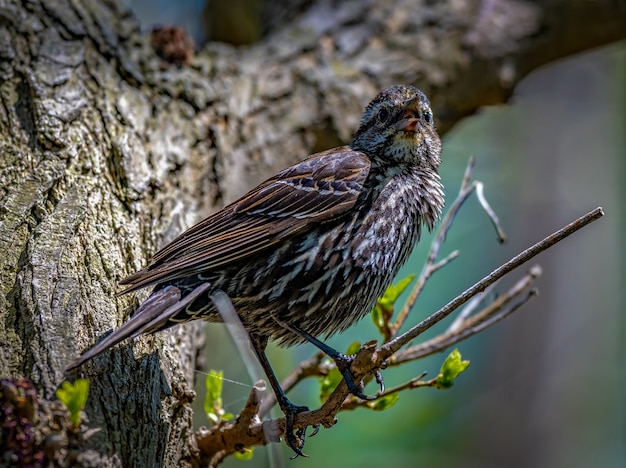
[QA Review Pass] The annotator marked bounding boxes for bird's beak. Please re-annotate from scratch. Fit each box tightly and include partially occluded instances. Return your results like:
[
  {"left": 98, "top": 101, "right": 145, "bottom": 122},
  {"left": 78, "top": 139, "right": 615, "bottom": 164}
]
[
  {"left": 394, "top": 97, "right": 421, "bottom": 133},
  {"left": 403, "top": 96, "right": 420, "bottom": 108},
  {"left": 394, "top": 117, "right": 419, "bottom": 133}
]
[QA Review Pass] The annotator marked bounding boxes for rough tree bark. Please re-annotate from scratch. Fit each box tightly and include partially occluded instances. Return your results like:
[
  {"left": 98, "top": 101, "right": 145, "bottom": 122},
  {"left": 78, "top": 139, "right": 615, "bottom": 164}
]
[{"left": 0, "top": 0, "right": 624, "bottom": 466}]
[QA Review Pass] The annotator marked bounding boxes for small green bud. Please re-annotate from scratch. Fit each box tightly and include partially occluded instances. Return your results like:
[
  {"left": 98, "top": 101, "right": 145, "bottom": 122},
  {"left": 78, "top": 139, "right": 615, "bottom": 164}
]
[
  {"left": 204, "top": 370, "right": 233, "bottom": 424},
  {"left": 56, "top": 379, "right": 89, "bottom": 428},
  {"left": 367, "top": 393, "right": 399, "bottom": 411},
  {"left": 436, "top": 349, "right": 470, "bottom": 389}
]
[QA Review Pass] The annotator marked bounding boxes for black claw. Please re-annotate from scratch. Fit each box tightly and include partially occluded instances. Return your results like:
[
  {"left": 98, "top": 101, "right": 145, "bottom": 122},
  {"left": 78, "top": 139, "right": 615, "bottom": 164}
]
[
  {"left": 375, "top": 370, "right": 385, "bottom": 394},
  {"left": 283, "top": 402, "right": 310, "bottom": 458},
  {"left": 309, "top": 423, "right": 321, "bottom": 438},
  {"left": 247, "top": 334, "right": 320, "bottom": 457},
  {"left": 333, "top": 353, "right": 380, "bottom": 400},
  {"left": 275, "top": 321, "right": 384, "bottom": 401}
]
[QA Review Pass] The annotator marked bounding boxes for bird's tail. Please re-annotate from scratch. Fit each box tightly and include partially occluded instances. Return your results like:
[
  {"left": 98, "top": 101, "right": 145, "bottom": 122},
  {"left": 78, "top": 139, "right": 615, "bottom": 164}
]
[{"left": 65, "top": 283, "right": 211, "bottom": 372}]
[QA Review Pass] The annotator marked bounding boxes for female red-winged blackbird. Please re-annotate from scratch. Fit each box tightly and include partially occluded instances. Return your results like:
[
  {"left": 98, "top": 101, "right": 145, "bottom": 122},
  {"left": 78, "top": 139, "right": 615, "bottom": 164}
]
[{"left": 66, "top": 84, "right": 444, "bottom": 455}]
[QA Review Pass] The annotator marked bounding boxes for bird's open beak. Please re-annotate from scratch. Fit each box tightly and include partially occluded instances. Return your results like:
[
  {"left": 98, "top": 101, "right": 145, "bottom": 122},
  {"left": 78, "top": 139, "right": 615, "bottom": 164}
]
[
  {"left": 394, "top": 117, "right": 419, "bottom": 133},
  {"left": 394, "top": 97, "right": 421, "bottom": 133}
]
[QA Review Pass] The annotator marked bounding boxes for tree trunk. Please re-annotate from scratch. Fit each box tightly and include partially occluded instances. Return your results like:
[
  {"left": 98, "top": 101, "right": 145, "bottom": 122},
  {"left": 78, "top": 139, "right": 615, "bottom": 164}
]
[{"left": 0, "top": 0, "right": 624, "bottom": 465}]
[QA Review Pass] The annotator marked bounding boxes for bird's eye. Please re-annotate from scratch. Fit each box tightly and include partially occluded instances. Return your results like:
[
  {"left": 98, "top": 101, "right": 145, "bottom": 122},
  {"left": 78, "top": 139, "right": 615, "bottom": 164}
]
[
  {"left": 423, "top": 110, "right": 433, "bottom": 124},
  {"left": 377, "top": 107, "right": 390, "bottom": 122}
]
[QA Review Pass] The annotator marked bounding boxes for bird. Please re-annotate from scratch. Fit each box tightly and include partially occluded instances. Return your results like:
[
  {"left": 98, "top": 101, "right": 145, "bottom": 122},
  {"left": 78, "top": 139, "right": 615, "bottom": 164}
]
[{"left": 66, "top": 84, "right": 445, "bottom": 456}]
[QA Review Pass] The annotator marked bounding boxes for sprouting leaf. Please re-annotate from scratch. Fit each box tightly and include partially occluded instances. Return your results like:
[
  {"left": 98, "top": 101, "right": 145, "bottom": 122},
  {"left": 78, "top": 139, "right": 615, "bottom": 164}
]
[
  {"left": 345, "top": 341, "right": 361, "bottom": 356},
  {"left": 234, "top": 447, "right": 254, "bottom": 460},
  {"left": 372, "top": 274, "right": 416, "bottom": 333},
  {"left": 380, "top": 274, "right": 415, "bottom": 308},
  {"left": 56, "top": 379, "right": 89, "bottom": 428},
  {"left": 318, "top": 367, "right": 342, "bottom": 402},
  {"left": 367, "top": 393, "right": 400, "bottom": 411},
  {"left": 435, "top": 349, "right": 470, "bottom": 389},
  {"left": 371, "top": 305, "right": 385, "bottom": 330},
  {"left": 204, "top": 370, "right": 232, "bottom": 424}
]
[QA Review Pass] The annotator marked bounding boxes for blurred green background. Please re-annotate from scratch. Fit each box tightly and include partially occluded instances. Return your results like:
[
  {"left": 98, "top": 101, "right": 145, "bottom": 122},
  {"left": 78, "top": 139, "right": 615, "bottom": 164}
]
[{"left": 129, "top": 1, "right": 625, "bottom": 466}]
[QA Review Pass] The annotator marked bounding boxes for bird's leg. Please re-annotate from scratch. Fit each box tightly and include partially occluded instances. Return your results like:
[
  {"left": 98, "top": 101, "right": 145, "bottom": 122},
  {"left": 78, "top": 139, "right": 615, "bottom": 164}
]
[
  {"left": 249, "top": 334, "right": 312, "bottom": 458},
  {"left": 275, "top": 320, "right": 384, "bottom": 400}
]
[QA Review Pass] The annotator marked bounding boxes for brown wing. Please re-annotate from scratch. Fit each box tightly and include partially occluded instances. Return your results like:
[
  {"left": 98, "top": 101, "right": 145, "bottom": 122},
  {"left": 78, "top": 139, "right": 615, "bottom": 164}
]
[{"left": 118, "top": 146, "right": 371, "bottom": 294}]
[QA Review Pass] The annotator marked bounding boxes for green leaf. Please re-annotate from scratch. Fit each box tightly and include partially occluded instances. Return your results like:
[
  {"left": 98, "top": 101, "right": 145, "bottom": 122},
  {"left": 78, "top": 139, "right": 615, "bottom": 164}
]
[
  {"left": 345, "top": 341, "right": 361, "bottom": 356},
  {"left": 318, "top": 367, "right": 342, "bottom": 402},
  {"left": 367, "top": 393, "right": 400, "bottom": 411},
  {"left": 371, "top": 305, "right": 385, "bottom": 330},
  {"left": 56, "top": 379, "right": 89, "bottom": 428},
  {"left": 436, "top": 349, "right": 470, "bottom": 389},
  {"left": 204, "top": 370, "right": 231, "bottom": 425},
  {"left": 372, "top": 274, "right": 415, "bottom": 332},
  {"left": 380, "top": 274, "right": 415, "bottom": 308},
  {"left": 234, "top": 447, "right": 254, "bottom": 460}
]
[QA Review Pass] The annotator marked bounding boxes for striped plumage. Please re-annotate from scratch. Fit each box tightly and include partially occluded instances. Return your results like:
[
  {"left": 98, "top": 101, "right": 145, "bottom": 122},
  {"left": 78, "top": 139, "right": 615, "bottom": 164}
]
[{"left": 66, "top": 84, "right": 444, "bottom": 454}]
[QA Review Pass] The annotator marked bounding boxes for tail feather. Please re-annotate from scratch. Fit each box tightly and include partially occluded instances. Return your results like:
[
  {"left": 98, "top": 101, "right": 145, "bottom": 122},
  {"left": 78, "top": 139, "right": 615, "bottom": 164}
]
[
  {"left": 130, "top": 283, "right": 213, "bottom": 338},
  {"left": 65, "top": 285, "right": 182, "bottom": 372}
]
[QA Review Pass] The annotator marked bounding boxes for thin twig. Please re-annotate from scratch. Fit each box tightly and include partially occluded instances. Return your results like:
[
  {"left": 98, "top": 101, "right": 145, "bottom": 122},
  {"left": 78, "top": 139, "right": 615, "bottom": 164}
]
[
  {"left": 391, "top": 250, "right": 458, "bottom": 335},
  {"left": 392, "top": 157, "right": 505, "bottom": 335},
  {"left": 448, "top": 278, "right": 501, "bottom": 333},
  {"left": 340, "top": 372, "right": 432, "bottom": 410},
  {"left": 391, "top": 266, "right": 541, "bottom": 364},
  {"left": 476, "top": 182, "right": 507, "bottom": 243},
  {"left": 461, "top": 265, "right": 541, "bottom": 330},
  {"left": 382, "top": 207, "right": 604, "bottom": 356},
  {"left": 461, "top": 155, "right": 476, "bottom": 191}
]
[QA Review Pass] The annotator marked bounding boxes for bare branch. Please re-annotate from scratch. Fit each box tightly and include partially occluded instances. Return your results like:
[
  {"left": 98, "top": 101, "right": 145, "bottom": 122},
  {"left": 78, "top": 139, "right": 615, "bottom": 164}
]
[
  {"left": 391, "top": 266, "right": 541, "bottom": 364},
  {"left": 475, "top": 182, "right": 507, "bottom": 243},
  {"left": 340, "top": 372, "right": 432, "bottom": 411},
  {"left": 382, "top": 207, "right": 604, "bottom": 356},
  {"left": 447, "top": 279, "right": 501, "bottom": 333}
]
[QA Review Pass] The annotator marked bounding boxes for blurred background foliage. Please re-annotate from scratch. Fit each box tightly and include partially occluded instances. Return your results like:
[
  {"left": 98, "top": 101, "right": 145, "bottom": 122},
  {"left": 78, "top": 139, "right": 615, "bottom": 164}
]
[{"left": 128, "top": 1, "right": 624, "bottom": 466}]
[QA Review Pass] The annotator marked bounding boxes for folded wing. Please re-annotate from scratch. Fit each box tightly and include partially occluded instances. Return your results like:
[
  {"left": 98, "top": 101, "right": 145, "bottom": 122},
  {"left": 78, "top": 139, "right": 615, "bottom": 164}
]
[{"left": 118, "top": 147, "right": 371, "bottom": 294}]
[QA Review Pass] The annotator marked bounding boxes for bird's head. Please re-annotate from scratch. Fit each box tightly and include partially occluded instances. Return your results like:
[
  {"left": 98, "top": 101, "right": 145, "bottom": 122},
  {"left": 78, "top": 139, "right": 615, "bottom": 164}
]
[{"left": 351, "top": 85, "right": 441, "bottom": 174}]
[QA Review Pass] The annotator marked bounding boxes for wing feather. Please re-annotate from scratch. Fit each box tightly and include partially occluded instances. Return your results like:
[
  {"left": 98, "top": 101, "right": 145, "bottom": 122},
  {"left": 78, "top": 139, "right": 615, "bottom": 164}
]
[{"left": 119, "top": 147, "right": 371, "bottom": 293}]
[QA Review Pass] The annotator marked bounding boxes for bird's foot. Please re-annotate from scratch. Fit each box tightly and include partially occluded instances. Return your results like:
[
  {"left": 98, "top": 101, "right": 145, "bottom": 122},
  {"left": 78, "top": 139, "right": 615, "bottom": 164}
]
[
  {"left": 333, "top": 353, "right": 384, "bottom": 400},
  {"left": 281, "top": 401, "right": 320, "bottom": 458}
]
